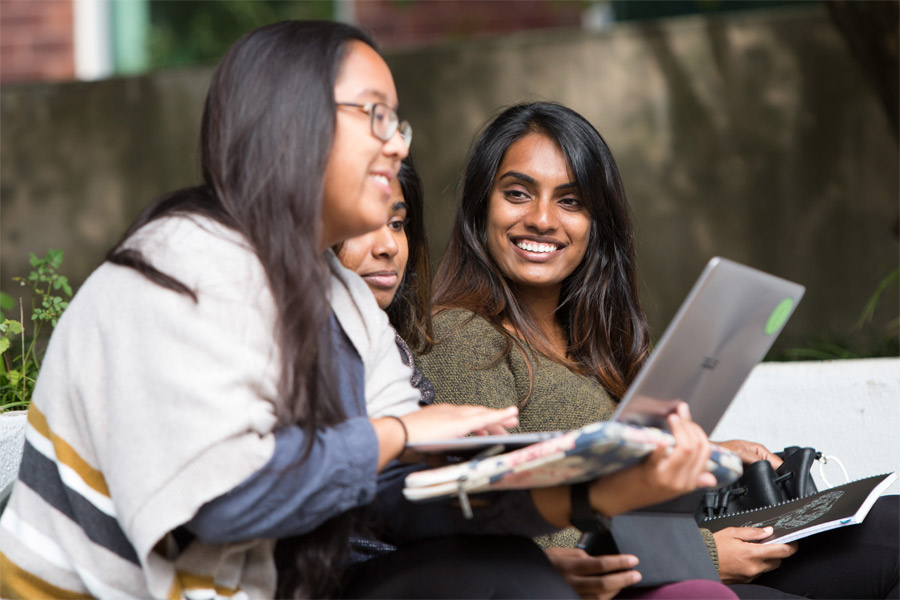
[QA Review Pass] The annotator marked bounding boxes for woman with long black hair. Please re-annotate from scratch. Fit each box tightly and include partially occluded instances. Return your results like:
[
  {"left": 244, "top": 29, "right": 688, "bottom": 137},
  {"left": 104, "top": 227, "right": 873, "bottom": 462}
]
[{"left": 419, "top": 101, "right": 898, "bottom": 599}]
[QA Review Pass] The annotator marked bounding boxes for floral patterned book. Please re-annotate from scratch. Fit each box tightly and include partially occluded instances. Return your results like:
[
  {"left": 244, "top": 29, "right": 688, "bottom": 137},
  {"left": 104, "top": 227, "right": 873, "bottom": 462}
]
[{"left": 403, "top": 421, "right": 743, "bottom": 502}]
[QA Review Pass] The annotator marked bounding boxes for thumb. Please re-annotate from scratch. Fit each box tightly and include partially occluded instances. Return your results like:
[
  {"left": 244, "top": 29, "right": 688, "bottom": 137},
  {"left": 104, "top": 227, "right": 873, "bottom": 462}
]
[{"left": 733, "top": 526, "right": 774, "bottom": 541}]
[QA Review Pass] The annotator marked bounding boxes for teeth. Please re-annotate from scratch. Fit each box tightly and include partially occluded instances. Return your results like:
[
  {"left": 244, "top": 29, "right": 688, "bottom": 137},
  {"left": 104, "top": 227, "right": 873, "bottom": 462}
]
[
  {"left": 372, "top": 174, "right": 389, "bottom": 187},
  {"left": 516, "top": 241, "right": 558, "bottom": 253}
]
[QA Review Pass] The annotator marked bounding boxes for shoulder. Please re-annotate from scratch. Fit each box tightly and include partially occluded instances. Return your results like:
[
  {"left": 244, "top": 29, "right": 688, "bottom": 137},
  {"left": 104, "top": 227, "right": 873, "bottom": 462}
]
[
  {"left": 129, "top": 215, "right": 254, "bottom": 266},
  {"left": 122, "top": 215, "right": 268, "bottom": 301},
  {"left": 419, "top": 309, "right": 519, "bottom": 379},
  {"left": 432, "top": 309, "right": 503, "bottom": 344}
]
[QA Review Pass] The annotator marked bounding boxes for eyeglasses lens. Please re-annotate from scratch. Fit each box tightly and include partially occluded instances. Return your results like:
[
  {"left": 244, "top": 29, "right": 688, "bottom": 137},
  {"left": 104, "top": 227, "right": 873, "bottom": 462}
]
[{"left": 371, "top": 103, "right": 412, "bottom": 148}]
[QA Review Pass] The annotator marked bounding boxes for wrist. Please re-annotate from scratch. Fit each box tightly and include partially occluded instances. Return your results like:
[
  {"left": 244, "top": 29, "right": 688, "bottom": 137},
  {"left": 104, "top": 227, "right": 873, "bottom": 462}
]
[
  {"left": 372, "top": 416, "right": 408, "bottom": 471},
  {"left": 570, "top": 481, "right": 612, "bottom": 532}
]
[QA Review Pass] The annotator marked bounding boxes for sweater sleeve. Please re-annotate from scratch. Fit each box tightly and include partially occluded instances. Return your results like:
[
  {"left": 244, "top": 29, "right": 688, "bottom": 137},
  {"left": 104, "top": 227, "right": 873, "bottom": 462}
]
[
  {"left": 700, "top": 527, "right": 720, "bottom": 571},
  {"left": 184, "top": 421, "right": 378, "bottom": 543},
  {"left": 417, "top": 310, "right": 529, "bottom": 423}
]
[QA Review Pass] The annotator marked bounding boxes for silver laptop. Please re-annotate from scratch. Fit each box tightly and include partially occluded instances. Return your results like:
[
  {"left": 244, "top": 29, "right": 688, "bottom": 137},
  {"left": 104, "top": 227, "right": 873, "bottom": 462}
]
[
  {"left": 408, "top": 257, "right": 804, "bottom": 453},
  {"left": 612, "top": 256, "right": 804, "bottom": 433}
]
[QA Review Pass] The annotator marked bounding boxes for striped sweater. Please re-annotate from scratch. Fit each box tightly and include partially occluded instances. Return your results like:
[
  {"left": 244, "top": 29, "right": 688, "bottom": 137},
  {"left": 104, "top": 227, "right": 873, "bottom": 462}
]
[{"left": 0, "top": 216, "right": 421, "bottom": 599}]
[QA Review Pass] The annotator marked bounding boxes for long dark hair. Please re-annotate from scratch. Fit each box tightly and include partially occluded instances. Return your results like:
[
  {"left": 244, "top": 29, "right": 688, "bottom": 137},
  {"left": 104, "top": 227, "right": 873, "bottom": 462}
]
[
  {"left": 105, "top": 20, "right": 377, "bottom": 598},
  {"left": 432, "top": 102, "right": 649, "bottom": 401},
  {"left": 385, "top": 155, "right": 433, "bottom": 352}
]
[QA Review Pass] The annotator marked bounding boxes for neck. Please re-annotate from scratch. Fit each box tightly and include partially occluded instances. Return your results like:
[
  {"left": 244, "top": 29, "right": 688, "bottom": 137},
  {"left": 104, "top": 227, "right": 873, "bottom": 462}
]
[{"left": 509, "top": 284, "right": 567, "bottom": 357}]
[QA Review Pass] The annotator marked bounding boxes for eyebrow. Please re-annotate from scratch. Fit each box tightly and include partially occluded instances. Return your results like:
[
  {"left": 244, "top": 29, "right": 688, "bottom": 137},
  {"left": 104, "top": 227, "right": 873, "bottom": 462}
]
[
  {"left": 356, "top": 89, "right": 398, "bottom": 111},
  {"left": 498, "top": 170, "right": 577, "bottom": 192},
  {"left": 390, "top": 201, "right": 408, "bottom": 213}
]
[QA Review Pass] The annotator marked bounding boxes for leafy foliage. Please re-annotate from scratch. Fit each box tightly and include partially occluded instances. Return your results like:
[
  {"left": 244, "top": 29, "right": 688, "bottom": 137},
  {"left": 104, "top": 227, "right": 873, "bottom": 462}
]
[
  {"left": 774, "top": 267, "right": 900, "bottom": 361},
  {"left": 147, "top": 0, "right": 335, "bottom": 70},
  {"left": 0, "top": 250, "right": 73, "bottom": 412}
]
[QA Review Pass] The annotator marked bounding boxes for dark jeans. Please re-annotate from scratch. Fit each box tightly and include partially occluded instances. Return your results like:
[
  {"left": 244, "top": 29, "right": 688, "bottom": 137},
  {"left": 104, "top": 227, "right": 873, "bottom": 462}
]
[
  {"left": 340, "top": 535, "right": 580, "bottom": 599},
  {"left": 730, "top": 495, "right": 899, "bottom": 599}
]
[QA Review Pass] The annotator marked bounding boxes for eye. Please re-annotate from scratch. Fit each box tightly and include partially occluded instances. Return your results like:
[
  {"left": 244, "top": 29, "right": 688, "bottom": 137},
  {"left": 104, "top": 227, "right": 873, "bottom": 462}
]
[
  {"left": 503, "top": 189, "right": 530, "bottom": 202},
  {"left": 558, "top": 196, "right": 582, "bottom": 209},
  {"left": 388, "top": 217, "right": 407, "bottom": 232}
]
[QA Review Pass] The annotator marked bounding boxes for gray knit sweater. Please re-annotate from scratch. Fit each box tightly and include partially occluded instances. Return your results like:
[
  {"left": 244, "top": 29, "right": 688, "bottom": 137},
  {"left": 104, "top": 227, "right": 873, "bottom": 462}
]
[{"left": 417, "top": 308, "right": 720, "bottom": 567}]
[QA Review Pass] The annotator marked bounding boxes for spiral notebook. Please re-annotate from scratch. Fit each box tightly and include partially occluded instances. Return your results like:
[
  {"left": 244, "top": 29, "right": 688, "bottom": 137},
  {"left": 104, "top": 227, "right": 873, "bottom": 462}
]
[{"left": 700, "top": 472, "right": 896, "bottom": 544}]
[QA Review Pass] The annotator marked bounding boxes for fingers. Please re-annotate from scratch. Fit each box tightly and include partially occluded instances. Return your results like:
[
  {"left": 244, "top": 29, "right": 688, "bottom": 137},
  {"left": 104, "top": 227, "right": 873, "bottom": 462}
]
[
  {"left": 664, "top": 403, "right": 712, "bottom": 490},
  {"left": 730, "top": 526, "right": 774, "bottom": 542},
  {"left": 402, "top": 404, "right": 519, "bottom": 443},
  {"left": 589, "top": 554, "right": 639, "bottom": 575},
  {"left": 544, "top": 549, "right": 642, "bottom": 600},
  {"left": 715, "top": 439, "right": 783, "bottom": 468},
  {"left": 714, "top": 528, "right": 800, "bottom": 584},
  {"left": 546, "top": 549, "right": 639, "bottom": 577}
]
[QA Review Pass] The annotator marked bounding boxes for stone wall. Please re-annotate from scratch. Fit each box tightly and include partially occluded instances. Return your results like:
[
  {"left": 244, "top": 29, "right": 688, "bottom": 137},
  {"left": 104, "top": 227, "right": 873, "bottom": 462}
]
[{"left": 2, "top": 6, "right": 897, "bottom": 353}]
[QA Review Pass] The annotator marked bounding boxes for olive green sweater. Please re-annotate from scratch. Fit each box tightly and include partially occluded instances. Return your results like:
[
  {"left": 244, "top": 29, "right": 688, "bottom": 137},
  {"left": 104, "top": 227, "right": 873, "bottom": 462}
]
[{"left": 417, "top": 308, "right": 720, "bottom": 568}]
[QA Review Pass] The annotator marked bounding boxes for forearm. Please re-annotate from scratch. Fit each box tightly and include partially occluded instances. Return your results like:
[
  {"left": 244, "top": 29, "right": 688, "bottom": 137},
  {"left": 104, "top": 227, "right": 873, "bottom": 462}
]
[{"left": 185, "top": 419, "right": 378, "bottom": 543}]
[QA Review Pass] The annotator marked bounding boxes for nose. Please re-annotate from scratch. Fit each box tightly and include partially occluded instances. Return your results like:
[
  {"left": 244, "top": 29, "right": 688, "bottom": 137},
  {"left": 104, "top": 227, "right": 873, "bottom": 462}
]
[
  {"left": 523, "top": 197, "right": 558, "bottom": 233},
  {"left": 371, "top": 223, "right": 399, "bottom": 258},
  {"left": 383, "top": 126, "right": 409, "bottom": 160}
]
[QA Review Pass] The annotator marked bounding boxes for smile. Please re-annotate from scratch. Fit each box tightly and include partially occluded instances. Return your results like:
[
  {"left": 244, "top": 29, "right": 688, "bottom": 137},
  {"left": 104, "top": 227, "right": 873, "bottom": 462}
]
[
  {"left": 371, "top": 173, "right": 390, "bottom": 187},
  {"left": 369, "top": 172, "right": 393, "bottom": 195},
  {"left": 515, "top": 240, "right": 559, "bottom": 254}
]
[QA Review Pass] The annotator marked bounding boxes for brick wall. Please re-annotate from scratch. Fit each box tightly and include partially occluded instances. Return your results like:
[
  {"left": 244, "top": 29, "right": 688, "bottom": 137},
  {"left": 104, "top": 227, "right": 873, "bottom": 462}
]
[
  {"left": 353, "top": 0, "right": 584, "bottom": 47},
  {"left": 1, "top": 0, "right": 74, "bottom": 83}
]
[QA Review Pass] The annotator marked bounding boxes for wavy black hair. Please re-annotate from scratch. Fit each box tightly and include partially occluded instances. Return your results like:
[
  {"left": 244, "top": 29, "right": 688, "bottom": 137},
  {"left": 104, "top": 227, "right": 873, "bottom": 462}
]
[
  {"left": 384, "top": 155, "right": 433, "bottom": 352},
  {"left": 432, "top": 101, "right": 650, "bottom": 401}
]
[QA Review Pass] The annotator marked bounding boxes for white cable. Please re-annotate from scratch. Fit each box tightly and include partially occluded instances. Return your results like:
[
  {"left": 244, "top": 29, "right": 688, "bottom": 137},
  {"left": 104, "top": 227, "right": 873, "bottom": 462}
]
[{"left": 817, "top": 454, "right": 850, "bottom": 488}]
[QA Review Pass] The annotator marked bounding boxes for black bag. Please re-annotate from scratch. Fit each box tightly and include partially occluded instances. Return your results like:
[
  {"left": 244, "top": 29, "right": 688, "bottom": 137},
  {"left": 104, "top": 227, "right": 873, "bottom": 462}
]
[{"left": 696, "top": 446, "right": 821, "bottom": 521}]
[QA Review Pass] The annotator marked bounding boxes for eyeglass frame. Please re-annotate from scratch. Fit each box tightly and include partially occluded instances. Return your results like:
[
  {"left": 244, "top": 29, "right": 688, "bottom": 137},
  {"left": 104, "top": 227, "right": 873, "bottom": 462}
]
[{"left": 336, "top": 101, "right": 412, "bottom": 148}]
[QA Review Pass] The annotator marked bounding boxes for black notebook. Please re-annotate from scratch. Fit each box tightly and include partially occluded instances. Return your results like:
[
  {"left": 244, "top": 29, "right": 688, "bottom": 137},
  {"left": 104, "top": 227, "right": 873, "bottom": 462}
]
[{"left": 701, "top": 472, "right": 896, "bottom": 544}]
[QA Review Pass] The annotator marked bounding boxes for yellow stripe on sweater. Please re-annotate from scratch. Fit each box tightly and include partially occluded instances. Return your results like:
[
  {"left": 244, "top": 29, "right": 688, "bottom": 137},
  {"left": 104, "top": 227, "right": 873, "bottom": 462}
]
[
  {"left": 0, "top": 551, "right": 93, "bottom": 599},
  {"left": 168, "top": 571, "right": 241, "bottom": 600},
  {"left": 27, "top": 405, "right": 111, "bottom": 497}
]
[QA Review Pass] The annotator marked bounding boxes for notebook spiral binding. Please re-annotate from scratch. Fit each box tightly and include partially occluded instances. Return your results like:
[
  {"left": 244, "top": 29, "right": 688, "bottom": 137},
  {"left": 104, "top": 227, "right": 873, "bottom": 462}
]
[{"left": 699, "top": 473, "right": 890, "bottom": 523}]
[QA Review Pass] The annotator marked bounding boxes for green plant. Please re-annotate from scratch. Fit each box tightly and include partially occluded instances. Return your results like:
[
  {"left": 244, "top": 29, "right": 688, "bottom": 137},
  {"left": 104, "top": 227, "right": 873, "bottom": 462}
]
[
  {"left": 774, "top": 266, "right": 900, "bottom": 361},
  {"left": 0, "top": 249, "right": 73, "bottom": 412},
  {"left": 856, "top": 267, "right": 899, "bottom": 333}
]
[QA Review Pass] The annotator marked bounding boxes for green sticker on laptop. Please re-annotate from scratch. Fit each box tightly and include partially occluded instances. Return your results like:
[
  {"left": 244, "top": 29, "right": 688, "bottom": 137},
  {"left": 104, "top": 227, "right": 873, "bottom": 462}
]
[{"left": 766, "top": 298, "right": 794, "bottom": 335}]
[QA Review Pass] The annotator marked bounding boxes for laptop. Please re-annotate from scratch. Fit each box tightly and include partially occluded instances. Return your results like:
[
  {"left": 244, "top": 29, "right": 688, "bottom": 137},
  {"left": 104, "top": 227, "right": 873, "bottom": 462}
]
[
  {"left": 611, "top": 256, "right": 804, "bottom": 433},
  {"left": 407, "top": 257, "right": 804, "bottom": 453}
]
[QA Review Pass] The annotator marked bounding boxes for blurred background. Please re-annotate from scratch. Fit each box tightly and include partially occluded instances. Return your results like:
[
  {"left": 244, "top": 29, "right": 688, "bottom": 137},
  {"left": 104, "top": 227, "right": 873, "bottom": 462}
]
[{"left": 1, "top": 0, "right": 897, "bottom": 358}]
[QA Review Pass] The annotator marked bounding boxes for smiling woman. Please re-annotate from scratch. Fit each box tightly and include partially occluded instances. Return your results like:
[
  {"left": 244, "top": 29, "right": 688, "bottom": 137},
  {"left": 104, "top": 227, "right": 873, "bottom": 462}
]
[
  {"left": 418, "top": 102, "right": 899, "bottom": 600},
  {"left": 485, "top": 133, "right": 591, "bottom": 323},
  {"left": 427, "top": 101, "right": 648, "bottom": 397}
]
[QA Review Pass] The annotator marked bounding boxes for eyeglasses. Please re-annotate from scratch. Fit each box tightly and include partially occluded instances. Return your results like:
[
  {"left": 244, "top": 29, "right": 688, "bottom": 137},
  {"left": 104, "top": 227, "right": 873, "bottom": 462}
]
[{"left": 336, "top": 102, "right": 413, "bottom": 148}]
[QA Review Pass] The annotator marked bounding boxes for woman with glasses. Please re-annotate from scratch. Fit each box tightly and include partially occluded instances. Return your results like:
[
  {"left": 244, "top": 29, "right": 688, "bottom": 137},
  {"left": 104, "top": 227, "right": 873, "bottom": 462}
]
[{"left": 0, "top": 21, "right": 723, "bottom": 600}]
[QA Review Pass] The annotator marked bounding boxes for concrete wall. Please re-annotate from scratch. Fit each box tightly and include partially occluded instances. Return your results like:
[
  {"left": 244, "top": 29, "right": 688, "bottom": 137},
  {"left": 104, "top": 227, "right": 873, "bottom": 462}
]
[
  {"left": 2, "top": 6, "right": 897, "bottom": 354},
  {"left": 711, "top": 358, "right": 900, "bottom": 494},
  {"left": 386, "top": 5, "right": 899, "bottom": 352}
]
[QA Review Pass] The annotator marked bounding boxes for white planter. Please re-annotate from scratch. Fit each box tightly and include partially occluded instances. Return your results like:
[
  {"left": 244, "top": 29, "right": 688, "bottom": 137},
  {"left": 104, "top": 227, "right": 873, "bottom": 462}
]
[{"left": 1, "top": 410, "right": 28, "bottom": 494}]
